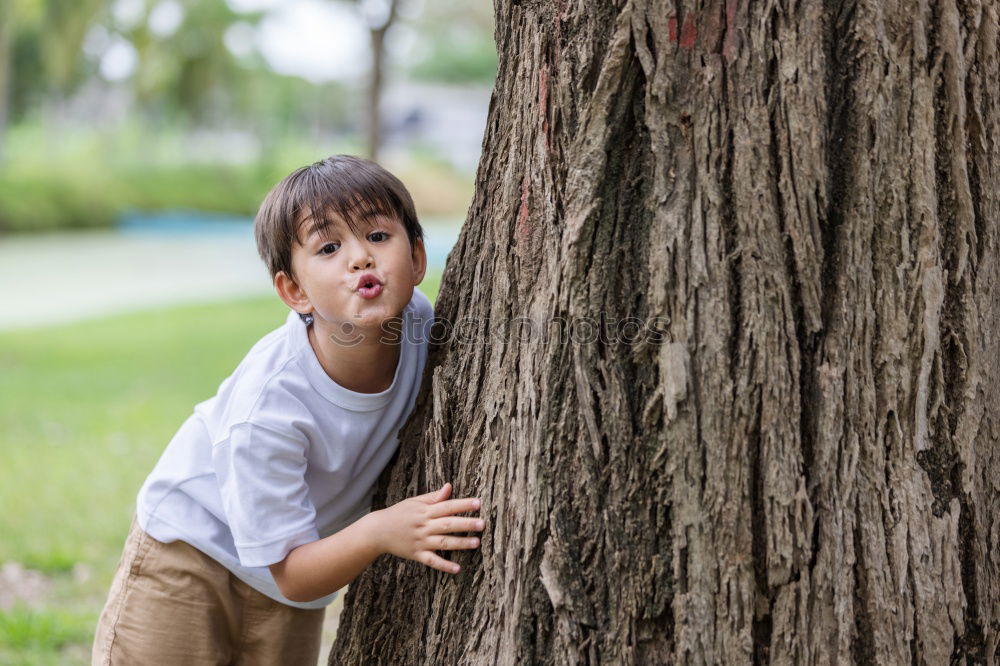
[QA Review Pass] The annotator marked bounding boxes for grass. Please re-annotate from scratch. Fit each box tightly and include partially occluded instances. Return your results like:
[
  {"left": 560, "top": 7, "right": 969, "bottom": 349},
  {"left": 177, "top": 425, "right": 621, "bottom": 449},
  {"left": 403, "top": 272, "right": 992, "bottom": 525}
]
[
  {"left": 0, "top": 606, "right": 95, "bottom": 665},
  {"left": 0, "top": 272, "right": 440, "bottom": 663}
]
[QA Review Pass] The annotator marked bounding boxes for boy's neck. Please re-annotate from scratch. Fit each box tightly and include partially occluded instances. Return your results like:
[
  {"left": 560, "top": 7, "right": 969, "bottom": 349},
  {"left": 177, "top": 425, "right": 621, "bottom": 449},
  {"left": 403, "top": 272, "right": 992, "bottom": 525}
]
[{"left": 306, "top": 320, "right": 402, "bottom": 394}]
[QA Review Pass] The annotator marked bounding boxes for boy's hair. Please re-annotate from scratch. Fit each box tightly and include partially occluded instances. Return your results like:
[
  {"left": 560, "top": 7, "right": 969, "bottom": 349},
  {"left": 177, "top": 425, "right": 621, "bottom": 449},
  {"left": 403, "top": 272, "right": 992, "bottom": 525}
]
[{"left": 254, "top": 154, "right": 424, "bottom": 284}]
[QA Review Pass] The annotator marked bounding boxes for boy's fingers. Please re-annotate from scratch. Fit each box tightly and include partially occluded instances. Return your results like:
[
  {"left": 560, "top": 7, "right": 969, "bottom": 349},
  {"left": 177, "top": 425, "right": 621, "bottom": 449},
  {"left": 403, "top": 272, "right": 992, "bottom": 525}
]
[
  {"left": 419, "top": 551, "right": 461, "bottom": 574},
  {"left": 429, "top": 517, "right": 486, "bottom": 534},
  {"left": 428, "top": 535, "right": 480, "bottom": 551},
  {"left": 415, "top": 482, "right": 452, "bottom": 503},
  {"left": 428, "top": 497, "right": 481, "bottom": 518}
]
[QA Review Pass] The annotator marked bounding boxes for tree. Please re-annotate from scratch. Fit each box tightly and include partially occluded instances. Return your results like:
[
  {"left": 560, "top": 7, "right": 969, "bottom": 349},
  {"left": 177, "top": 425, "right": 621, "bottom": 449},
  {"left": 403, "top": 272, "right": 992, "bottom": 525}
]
[
  {"left": 40, "top": 0, "right": 105, "bottom": 93},
  {"left": 125, "top": 0, "right": 254, "bottom": 124},
  {"left": 331, "top": 0, "right": 1000, "bottom": 663},
  {"left": 359, "top": 0, "right": 400, "bottom": 161}
]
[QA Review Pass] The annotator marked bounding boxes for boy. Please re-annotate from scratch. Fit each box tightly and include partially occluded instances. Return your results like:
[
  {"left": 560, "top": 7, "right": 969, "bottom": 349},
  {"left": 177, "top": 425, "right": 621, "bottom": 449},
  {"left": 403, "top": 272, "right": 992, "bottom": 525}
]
[{"left": 92, "top": 155, "right": 484, "bottom": 665}]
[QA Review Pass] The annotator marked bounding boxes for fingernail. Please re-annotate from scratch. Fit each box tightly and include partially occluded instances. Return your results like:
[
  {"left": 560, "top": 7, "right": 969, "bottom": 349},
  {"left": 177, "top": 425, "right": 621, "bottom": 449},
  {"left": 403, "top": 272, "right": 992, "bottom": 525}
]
[
  {"left": 476, "top": 520, "right": 485, "bottom": 529},
  {"left": 473, "top": 499, "right": 481, "bottom": 509},
  {"left": 453, "top": 565, "right": 460, "bottom": 573},
  {"left": 471, "top": 538, "right": 479, "bottom": 546}
]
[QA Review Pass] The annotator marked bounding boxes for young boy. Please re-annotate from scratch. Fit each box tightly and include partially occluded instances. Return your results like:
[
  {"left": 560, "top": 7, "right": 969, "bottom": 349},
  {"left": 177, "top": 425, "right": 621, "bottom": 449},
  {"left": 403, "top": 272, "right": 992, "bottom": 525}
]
[{"left": 92, "top": 155, "right": 484, "bottom": 665}]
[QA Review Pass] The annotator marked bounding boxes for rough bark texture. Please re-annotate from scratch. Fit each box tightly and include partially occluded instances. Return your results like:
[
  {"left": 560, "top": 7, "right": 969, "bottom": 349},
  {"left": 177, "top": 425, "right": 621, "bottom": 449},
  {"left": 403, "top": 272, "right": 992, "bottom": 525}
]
[{"left": 331, "top": 0, "right": 1000, "bottom": 663}]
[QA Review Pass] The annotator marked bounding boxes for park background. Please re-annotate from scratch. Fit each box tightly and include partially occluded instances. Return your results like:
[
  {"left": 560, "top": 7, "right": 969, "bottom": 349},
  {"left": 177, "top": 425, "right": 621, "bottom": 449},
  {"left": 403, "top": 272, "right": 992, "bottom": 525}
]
[{"left": 0, "top": 0, "right": 493, "bottom": 662}]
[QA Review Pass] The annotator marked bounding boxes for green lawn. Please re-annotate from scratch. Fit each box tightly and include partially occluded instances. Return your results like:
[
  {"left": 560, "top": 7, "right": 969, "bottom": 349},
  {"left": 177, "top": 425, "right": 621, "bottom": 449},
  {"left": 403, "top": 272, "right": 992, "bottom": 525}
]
[{"left": 0, "top": 273, "right": 440, "bottom": 664}]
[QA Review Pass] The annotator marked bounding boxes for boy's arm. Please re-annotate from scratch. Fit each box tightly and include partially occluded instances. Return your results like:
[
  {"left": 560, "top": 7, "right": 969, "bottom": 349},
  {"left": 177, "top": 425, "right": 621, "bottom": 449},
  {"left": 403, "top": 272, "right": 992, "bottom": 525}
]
[
  {"left": 270, "top": 482, "right": 483, "bottom": 603},
  {"left": 268, "top": 514, "right": 381, "bottom": 602}
]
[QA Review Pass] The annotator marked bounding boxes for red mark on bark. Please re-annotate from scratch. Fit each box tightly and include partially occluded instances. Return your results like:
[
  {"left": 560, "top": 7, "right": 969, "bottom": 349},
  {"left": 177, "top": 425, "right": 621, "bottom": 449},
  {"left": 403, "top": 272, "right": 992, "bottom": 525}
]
[
  {"left": 679, "top": 14, "right": 697, "bottom": 49},
  {"left": 539, "top": 67, "right": 551, "bottom": 153},
  {"left": 723, "top": 0, "right": 738, "bottom": 59},
  {"left": 538, "top": 67, "right": 548, "bottom": 118},
  {"left": 517, "top": 174, "right": 531, "bottom": 249},
  {"left": 668, "top": 14, "right": 697, "bottom": 49}
]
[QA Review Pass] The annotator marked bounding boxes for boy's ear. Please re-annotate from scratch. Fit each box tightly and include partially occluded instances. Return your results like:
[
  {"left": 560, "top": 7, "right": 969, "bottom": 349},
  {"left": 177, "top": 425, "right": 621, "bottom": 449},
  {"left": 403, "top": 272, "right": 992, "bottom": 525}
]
[
  {"left": 274, "top": 271, "right": 313, "bottom": 316},
  {"left": 412, "top": 237, "right": 427, "bottom": 286}
]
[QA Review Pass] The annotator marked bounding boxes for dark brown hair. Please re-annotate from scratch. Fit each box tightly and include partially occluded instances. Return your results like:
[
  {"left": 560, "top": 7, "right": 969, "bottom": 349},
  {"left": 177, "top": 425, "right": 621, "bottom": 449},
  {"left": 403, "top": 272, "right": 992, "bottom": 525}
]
[{"left": 254, "top": 154, "right": 424, "bottom": 282}]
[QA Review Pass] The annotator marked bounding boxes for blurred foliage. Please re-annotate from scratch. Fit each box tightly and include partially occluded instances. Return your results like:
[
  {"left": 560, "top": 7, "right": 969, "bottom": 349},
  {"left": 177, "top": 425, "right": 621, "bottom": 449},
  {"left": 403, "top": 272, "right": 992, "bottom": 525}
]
[
  {"left": 130, "top": 1, "right": 248, "bottom": 121},
  {"left": 0, "top": 122, "right": 473, "bottom": 232},
  {"left": 3, "top": 0, "right": 105, "bottom": 121},
  {"left": 0, "top": 0, "right": 491, "bottom": 231},
  {"left": 43, "top": 0, "right": 106, "bottom": 89},
  {"left": 3, "top": 0, "right": 271, "bottom": 125},
  {"left": 0, "top": 162, "right": 278, "bottom": 232},
  {"left": 1, "top": 0, "right": 495, "bottom": 127},
  {"left": 403, "top": 0, "right": 496, "bottom": 83}
]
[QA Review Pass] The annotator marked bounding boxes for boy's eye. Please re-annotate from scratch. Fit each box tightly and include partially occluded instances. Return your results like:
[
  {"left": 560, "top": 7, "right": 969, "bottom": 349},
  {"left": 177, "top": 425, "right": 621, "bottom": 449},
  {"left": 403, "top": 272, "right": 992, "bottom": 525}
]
[
  {"left": 319, "top": 242, "right": 340, "bottom": 255},
  {"left": 368, "top": 231, "right": 388, "bottom": 242}
]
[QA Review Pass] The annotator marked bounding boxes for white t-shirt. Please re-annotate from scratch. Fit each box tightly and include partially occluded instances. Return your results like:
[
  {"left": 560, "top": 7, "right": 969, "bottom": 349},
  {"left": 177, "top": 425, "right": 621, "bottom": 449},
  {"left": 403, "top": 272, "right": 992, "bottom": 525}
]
[{"left": 136, "top": 287, "right": 434, "bottom": 609}]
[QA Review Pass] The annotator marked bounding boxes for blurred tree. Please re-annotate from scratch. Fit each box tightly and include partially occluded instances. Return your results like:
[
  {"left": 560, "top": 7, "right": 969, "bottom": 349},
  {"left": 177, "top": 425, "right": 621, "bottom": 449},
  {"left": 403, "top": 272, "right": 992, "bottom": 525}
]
[
  {"left": 123, "top": 0, "right": 253, "bottom": 125},
  {"left": 42, "top": 0, "right": 105, "bottom": 92},
  {"left": 359, "top": 0, "right": 400, "bottom": 162},
  {"left": 0, "top": 0, "right": 107, "bottom": 136},
  {"left": 355, "top": 0, "right": 497, "bottom": 160},
  {"left": 1, "top": 0, "right": 497, "bottom": 166},
  {"left": 124, "top": 1, "right": 352, "bottom": 140}
]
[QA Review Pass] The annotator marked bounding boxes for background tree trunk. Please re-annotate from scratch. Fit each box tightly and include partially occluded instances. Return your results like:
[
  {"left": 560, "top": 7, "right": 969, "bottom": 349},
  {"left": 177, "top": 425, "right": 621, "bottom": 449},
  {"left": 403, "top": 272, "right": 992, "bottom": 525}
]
[
  {"left": 331, "top": 0, "right": 1000, "bottom": 663},
  {"left": 365, "top": 0, "right": 399, "bottom": 162}
]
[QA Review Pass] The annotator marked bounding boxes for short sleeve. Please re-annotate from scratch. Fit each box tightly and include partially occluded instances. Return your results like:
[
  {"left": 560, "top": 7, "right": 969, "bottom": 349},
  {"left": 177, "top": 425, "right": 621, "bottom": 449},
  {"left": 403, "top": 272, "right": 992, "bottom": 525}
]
[
  {"left": 411, "top": 288, "right": 435, "bottom": 342},
  {"left": 211, "top": 421, "right": 320, "bottom": 568}
]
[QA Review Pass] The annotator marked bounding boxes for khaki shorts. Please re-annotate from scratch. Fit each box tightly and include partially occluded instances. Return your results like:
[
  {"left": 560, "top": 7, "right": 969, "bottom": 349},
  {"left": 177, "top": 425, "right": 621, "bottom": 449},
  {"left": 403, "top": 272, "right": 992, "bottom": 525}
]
[{"left": 92, "top": 516, "right": 325, "bottom": 665}]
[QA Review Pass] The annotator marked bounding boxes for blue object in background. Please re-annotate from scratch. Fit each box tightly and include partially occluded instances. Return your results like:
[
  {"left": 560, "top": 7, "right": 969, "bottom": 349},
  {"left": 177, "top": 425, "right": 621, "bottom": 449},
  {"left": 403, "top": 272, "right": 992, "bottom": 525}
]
[
  {"left": 117, "top": 210, "right": 461, "bottom": 270},
  {"left": 118, "top": 210, "right": 254, "bottom": 235}
]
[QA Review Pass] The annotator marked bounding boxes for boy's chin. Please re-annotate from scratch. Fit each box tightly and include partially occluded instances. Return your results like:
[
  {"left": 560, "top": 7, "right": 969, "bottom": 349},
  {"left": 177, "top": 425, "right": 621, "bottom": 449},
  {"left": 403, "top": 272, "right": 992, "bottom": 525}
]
[{"left": 343, "top": 309, "right": 406, "bottom": 334}]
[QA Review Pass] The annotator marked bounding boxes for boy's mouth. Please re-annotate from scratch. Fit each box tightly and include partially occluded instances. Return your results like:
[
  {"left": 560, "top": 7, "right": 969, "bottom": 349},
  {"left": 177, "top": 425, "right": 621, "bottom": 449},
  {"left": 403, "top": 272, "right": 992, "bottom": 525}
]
[
  {"left": 357, "top": 283, "right": 383, "bottom": 299},
  {"left": 356, "top": 273, "right": 383, "bottom": 299},
  {"left": 355, "top": 273, "right": 383, "bottom": 290}
]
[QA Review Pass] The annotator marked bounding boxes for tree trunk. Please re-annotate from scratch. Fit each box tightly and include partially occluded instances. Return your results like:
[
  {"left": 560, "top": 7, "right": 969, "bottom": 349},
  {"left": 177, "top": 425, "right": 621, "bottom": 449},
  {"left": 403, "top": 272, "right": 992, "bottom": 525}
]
[
  {"left": 366, "top": 25, "right": 385, "bottom": 162},
  {"left": 332, "top": 0, "right": 1000, "bottom": 663},
  {"left": 365, "top": 0, "right": 399, "bottom": 162}
]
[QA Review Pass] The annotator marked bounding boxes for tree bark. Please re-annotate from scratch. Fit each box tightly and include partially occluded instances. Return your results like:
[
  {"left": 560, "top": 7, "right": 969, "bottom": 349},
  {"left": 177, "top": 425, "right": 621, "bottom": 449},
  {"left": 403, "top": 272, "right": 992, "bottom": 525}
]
[{"left": 331, "top": 0, "right": 1000, "bottom": 663}]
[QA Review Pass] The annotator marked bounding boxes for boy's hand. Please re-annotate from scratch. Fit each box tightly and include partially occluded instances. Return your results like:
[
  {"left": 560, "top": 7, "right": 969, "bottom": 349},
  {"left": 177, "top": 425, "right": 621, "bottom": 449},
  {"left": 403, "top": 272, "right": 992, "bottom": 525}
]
[{"left": 365, "top": 482, "right": 484, "bottom": 574}]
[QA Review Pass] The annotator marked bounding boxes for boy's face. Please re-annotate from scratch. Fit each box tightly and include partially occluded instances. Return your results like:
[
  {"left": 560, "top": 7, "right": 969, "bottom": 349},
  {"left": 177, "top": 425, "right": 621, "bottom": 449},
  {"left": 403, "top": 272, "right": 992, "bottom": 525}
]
[{"left": 276, "top": 210, "right": 426, "bottom": 338}]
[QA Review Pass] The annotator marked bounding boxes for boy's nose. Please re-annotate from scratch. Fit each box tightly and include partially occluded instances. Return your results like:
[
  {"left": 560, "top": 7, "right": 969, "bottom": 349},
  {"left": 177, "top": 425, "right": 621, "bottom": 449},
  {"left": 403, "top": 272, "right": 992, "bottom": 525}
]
[{"left": 351, "top": 253, "right": 374, "bottom": 271}]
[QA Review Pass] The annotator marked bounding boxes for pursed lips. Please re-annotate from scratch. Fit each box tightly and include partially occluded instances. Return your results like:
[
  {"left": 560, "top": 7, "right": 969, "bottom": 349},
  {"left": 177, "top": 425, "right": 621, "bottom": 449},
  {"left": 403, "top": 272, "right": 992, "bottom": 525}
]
[{"left": 355, "top": 273, "right": 382, "bottom": 290}]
